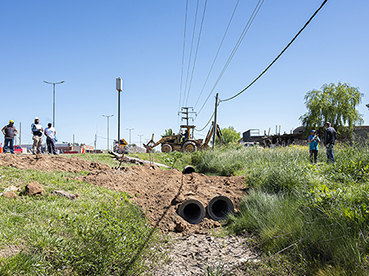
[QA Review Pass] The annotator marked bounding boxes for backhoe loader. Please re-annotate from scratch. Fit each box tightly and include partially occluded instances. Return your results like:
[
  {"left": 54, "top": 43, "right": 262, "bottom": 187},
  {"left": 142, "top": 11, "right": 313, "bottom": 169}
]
[{"left": 143, "top": 122, "right": 225, "bottom": 153}]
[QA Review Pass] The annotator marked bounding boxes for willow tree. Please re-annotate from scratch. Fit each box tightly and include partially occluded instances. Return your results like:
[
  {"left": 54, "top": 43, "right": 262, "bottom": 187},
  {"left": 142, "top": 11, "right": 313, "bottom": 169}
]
[{"left": 299, "top": 82, "right": 363, "bottom": 137}]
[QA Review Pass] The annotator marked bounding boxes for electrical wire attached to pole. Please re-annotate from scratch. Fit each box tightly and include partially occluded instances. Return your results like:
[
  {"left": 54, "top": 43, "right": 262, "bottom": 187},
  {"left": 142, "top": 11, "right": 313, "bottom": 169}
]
[{"left": 220, "top": 0, "right": 328, "bottom": 103}]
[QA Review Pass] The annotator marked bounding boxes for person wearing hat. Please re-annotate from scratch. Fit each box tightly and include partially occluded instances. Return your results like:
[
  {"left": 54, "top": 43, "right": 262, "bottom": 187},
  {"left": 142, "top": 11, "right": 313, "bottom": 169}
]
[
  {"left": 31, "top": 117, "right": 43, "bottom": 154},
  {"left": 308, "top": 129, "right": 320, "bottom": 163},
  {"left": 324, "top": 122, "right": 337, "bottom": 163},
  {"left": 1, "top": 120, "right": 18, "bottom": 154}
]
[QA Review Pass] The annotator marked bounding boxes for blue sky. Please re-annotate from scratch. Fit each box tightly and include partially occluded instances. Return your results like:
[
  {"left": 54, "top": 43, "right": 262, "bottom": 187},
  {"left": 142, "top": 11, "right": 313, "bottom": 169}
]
[{"left": 1, "top": 0, "right": 368, "bottom": 149}]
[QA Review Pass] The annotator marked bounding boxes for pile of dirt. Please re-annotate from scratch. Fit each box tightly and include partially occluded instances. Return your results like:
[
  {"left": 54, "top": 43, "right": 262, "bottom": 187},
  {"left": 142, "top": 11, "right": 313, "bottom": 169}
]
[
  {"left": 77, "top": 164, "right": 247, "bottom": 233},
  {"left": 0, "top": 154, "right": 111, "bottom": 172},
  {"left": 0, "top": 154, "right": 247, "bottom": 233}
]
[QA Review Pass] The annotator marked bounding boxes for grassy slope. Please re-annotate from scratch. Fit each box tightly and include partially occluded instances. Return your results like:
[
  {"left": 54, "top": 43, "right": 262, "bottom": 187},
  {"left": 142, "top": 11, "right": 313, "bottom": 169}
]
[
  {"left": 192, "top": 144, "right": 369, "bottom": 276},
  {"left": 0, "top": 165, "right": 165, "bottom": 275}
]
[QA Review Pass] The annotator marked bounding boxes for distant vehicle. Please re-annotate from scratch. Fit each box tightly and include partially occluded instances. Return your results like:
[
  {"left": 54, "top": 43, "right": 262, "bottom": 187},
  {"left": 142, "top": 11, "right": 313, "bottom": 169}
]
[
  {"left": 243, "top": 142, "right": 260, "bottom": 148},
  {"left": 14, "top": 145, "right": 23, "bottom": 153}
]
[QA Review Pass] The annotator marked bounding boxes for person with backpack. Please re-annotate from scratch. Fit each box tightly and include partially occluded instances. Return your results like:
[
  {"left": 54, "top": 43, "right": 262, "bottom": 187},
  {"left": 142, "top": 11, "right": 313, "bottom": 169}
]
[{"left": 31, "top": 117, "right": 43, "bottom": 154}]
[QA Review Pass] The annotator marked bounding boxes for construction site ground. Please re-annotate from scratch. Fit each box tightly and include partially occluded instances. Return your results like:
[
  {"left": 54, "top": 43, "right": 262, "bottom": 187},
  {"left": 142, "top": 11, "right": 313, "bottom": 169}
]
[{"left": 0, "top": 154, "right": 257, "bottom": 275}]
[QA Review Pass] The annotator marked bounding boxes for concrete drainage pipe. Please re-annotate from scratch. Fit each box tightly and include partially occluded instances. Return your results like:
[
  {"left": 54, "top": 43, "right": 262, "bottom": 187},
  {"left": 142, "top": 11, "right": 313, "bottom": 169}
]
[
  {"left": 207, "top": 195, "right": 234, "bottom": 221},
  {"left": 178, "top": 199, "right": 205, "bottom": 224},
  {"left": 182, "top": 165, "right": 196, "bottom": 174}
]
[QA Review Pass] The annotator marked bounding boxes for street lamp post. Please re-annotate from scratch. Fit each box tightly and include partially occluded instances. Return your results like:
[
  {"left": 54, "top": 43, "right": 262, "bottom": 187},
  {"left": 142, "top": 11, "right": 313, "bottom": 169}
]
[
  {"left": 126, "top": 128, "right": 134, "bottom": 145},
  {"left": 102, "top": 114, "right": 114, "bottom": 151},
  {"left": 44, "top": 80, "right": 65, "bottom": 127},
  {"left": 116, "top": 77, "right": 123, "bottom": 141},
  {"left": 137, "top": 134, "right": 143, "bottom": 148}
]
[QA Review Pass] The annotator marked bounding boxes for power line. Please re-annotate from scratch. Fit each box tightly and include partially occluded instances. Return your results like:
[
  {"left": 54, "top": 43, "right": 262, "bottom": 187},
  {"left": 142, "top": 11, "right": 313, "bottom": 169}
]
[
  {"left": 197, "top": 0, "right": 264, "bottom": 116},
  {"left": 195, "top": 111, "right": 215, "bottom": 132},
  {"left": 184, "top": 0, "right": 208, "bottom": 106},
  {"left": 194, "top": 0, "right": 240, "bottom": 109},
  {"left": 182, "top": 0, "right": 200, "bottom": 107},
  {"left": 220, "top": 0, "right": 328, "bottom": 103},
  {"left": 178, "top": 0, "right": 189, "bottom": 113}
]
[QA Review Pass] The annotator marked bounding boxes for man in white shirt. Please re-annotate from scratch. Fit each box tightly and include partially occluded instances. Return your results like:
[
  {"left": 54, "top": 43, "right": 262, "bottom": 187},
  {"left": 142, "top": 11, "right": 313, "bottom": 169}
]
[
  {"left": 31, "top": 117, "right": 43, "bottom": 154},
  {"left": 44, "top": 123, "right": 57, "bottom": 154}
]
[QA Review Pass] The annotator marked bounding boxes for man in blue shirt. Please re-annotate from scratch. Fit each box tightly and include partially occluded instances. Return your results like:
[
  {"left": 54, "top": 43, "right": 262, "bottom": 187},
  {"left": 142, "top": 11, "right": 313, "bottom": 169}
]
[{"left": 308, "top": 130, "right": 320, "bottom": 163}]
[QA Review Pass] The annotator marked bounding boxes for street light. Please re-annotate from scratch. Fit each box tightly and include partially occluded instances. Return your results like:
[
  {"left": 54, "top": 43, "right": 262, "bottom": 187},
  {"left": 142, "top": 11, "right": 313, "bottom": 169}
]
[
  {"left": 44, "top": 80, "right": 65, "bottom": 127},
  {"left": 116, "top": 77, "right": 123, "bottom": 141},
  {"left": 126, "top": 128, "right": 134, "bottom": 145},
  {"left": 102, "top": 114, "right": 114, "bottom": 151},
  {"left": 137, "top": 134, "right": 143, "bottom": 148}
]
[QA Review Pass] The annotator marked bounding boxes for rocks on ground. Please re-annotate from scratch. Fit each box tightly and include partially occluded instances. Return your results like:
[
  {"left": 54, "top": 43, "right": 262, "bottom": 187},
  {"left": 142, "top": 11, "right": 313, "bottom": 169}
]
[{"left": 153, "top": 231, "right": 259, "bottom": 276}]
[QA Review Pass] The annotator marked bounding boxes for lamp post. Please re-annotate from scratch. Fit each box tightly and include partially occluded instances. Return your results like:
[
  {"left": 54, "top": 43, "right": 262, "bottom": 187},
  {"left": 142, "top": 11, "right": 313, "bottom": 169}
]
[
  {"left": 102, "top": 114, "right": 114, "bottom": 151},
  {"left": 137, "top": 134, "right": 143, "bottom": 148},
  {"left": 116, "top": 77, "right": 123, "bottom": 141},
  {"left": 44, "top": 80, "right": 65, "bottom": 127},
  {"left": 126, "top": 128, "right": 134, "bottom": 145}
]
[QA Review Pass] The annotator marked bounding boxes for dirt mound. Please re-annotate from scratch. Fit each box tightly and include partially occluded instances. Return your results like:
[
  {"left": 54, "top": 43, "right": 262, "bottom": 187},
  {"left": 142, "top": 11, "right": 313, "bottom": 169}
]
[
  {"left": 77, "top": 164, "right": 247, "bottom": 233},
  {"left": 0, "top": 155, "right": 247, "bottom": 233},
  {"left": 0, "top": 154, "right": 111, "bottom": 172}
]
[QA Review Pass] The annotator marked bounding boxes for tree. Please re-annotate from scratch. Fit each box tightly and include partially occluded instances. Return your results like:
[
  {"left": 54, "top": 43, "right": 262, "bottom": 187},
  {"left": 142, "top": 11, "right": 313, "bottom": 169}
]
[
  {"left": 215, "top": 126, "right": 241, "bottom": 145},
  {"left": 299, "top": 82, "right": 363, "bottom": 136},
  {"left": 162, "top": 128, "right": 173, "bottom": 137}
]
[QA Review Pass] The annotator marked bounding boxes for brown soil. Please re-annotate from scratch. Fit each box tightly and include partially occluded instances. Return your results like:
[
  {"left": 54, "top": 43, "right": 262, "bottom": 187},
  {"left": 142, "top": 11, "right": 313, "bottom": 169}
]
[{"left": 0, "top": 154, "right": 247, "bottom": 233}]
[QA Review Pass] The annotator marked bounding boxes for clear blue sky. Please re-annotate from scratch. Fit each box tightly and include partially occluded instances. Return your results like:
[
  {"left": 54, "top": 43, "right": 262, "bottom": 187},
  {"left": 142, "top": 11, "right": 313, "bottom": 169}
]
[{"left": 1, "top": 0, "right": 368, "bottom": 149}]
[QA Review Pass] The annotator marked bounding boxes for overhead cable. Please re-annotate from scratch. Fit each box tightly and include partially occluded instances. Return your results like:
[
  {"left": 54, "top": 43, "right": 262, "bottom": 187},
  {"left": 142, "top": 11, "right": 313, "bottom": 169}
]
[
  {"left": 184, "top": 0, "right": 208, "bottom": 106},
  {"left": 197, "top": 0, "right": 264, "bottom": 116},
  {"left": 194, "top": 0, "right": 240, "bottom": 109},
  {"left": 195, "top": 111, "right": 214, "bottom": 132},
  {"left": 220, "top": 0, "right": 328, "bottom": 103},
  {"left": 178, "top": 0, "right": 189, "bottom": 113},
  {"left": 182, "top": 0, "right": 200, "bottom": 107}
]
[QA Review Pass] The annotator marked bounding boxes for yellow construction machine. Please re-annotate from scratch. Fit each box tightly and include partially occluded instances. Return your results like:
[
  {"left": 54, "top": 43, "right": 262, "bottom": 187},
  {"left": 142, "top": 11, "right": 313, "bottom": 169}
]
[{"left": 143, "top": 122, "right": 225, "bottom": 153}]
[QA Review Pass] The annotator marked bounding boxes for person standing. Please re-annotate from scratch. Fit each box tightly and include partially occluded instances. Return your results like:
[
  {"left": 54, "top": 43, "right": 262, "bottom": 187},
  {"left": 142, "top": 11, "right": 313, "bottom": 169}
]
[
  {"left": 1, "top": 120, "right": 18, "bottom": 154},
  {"left": 308, "top": 130, "right": 320, "bottom": 163},
  {"left": 44, "top": 123, "right": 57, "bottom": 154},
  {"left": 31, "top": 117, "right": 43, "bottom": 154},
  {"left": 324, "top": 122, "right": 337, "bottom": 163}
]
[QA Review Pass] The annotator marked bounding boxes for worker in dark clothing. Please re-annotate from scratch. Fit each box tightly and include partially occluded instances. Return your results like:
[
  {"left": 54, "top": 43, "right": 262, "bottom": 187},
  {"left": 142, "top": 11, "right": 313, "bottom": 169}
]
[
  {"left": 183, "top": 130, "right": 189, "bottom": 143},
  {"left": 324, "top": 122, "right": 337, "bottom": 163},
  {"left": 2, "top": 120, "right": 18, "bottom": 154}
]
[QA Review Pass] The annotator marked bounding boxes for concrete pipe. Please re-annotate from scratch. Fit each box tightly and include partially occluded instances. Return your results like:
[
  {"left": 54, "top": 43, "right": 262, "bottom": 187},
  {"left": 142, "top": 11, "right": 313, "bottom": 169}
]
[
  {"left": 207, "top": 195, "right": 234, "bottom": 221},
  {"left": 178, "top": 199, "right": 205, "bottom": 224},
  {"left": 182, "top": 165, "right": 196, "bottom": 174}
]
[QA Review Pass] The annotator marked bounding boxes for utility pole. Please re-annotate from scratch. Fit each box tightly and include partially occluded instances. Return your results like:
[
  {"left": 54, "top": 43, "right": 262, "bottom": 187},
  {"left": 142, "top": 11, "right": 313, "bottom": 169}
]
[
  {"left": 179, "top": 107, "right": 196, "bottom": 126},
  {"left": 19, "top": 122, "right": 21, "bottom": 146},
  {"left": 43, "top": 80, "right": 65, "bottom": 127},
  {"left": 94, "top": 133, "right": 97, "bottom": 150},
  {"left": 116, "top": 78, "right": 123, "bottom": 141},
  {"left": 137, "top": 134, "right": 143, "bottom": 148},
  {"left": 126, "top": 128, "right": 134, "bottom": 145},
  {"left": 212, "top": 93, "right": 219, "bottom": 149},
  {"left": 102, "top": 114, "right": 114, "bottom": 151}
]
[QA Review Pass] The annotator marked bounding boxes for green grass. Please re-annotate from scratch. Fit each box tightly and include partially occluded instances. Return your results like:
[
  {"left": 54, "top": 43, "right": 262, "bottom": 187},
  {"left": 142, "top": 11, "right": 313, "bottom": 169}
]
[
  {"left": 193, "top": 144, "right": 369, "bottom": 275},
  {"left": 0, "top": 166, "right": 165, "bottom": 275}
]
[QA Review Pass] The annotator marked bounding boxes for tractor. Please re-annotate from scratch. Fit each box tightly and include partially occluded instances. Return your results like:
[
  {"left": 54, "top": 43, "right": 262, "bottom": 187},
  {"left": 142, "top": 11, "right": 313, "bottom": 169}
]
[{"left": 143, "top": 122, "right": 224, "bottom": 153}]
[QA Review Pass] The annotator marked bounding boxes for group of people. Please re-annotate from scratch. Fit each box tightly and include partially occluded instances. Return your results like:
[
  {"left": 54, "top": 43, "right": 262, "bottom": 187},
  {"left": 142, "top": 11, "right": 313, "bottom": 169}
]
[
  {"left": 2, "top": 117, "right": 57, "bottom": 155},
  {"left": 308, "top": 122, "right": 337, "bottom": 164}
]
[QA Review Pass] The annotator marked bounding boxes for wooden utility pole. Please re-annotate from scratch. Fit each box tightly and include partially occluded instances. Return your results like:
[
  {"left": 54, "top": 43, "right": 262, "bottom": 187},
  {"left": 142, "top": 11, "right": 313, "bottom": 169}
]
[{"left": 212, "top": 93, "right": 219, "bottom": 149}]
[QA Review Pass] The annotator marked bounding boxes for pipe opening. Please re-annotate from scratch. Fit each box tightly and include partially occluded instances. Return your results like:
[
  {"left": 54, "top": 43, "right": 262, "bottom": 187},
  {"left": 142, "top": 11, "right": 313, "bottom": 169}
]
[
  {"left": 178, "top": 199, "right": 205, "bottom": 224},
  {"left": 211, "top": 200, "right": 229, "bottom": 218},
  {"left": 207, "top": 195, "right": 234, "bottom": 221},
  {"left": 182, "top": 165, "right": 196, "bottom": 174}
]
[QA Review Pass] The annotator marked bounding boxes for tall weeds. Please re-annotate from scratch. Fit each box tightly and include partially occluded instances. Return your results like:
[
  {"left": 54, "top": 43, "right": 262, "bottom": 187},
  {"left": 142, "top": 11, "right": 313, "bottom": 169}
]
[{"left": 193, "top": 145, "right": 369, "bottom": 275}]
